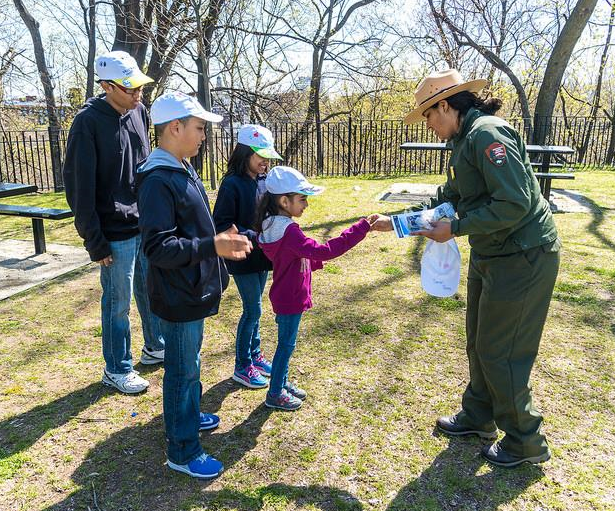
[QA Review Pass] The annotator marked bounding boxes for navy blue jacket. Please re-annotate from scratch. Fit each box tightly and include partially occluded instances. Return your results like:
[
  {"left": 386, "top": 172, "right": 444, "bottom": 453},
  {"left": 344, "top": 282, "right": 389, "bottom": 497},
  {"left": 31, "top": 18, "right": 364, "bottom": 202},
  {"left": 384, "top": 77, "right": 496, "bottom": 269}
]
[
  {"left": 212, "top": 173, "right": 273, "bottom": 274},
  {"left": 136, "top": 148, "right": 229, "bottom": 322},
  {"left": 63, "top": 95, "right": 151, "bottom": 261}
]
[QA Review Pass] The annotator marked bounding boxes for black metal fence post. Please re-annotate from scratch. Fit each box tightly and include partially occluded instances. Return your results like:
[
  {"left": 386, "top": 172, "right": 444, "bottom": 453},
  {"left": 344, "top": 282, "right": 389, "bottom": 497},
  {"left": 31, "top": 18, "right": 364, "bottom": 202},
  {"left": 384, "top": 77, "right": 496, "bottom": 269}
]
[{"left": 48, "top": 126, "right": 63, "bottom": 192}]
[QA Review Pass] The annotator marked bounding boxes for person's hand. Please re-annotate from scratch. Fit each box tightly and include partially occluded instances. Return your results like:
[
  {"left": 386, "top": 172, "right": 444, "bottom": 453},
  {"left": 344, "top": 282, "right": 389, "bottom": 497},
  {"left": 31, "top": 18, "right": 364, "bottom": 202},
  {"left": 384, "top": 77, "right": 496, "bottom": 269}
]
[
  {"left": 367, "top": 214, "right": 393, "bottom": 232},
  {"left": 214, "top": 224, "right": 253, "bottom": 260},
  {"left": 97, "top": 255, "right": 113, "bottom": 267},
  {"left": 412, "top": 221, "right": 454, "bottom": 242}
]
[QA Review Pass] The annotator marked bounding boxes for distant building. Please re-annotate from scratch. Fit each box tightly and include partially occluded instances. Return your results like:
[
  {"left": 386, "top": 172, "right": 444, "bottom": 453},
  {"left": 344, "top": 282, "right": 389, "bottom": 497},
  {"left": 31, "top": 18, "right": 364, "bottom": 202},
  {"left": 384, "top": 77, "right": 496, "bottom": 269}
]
[
  {"left": 212, "top": 76, "right": 250, "bottom": 129},
  {"left": 1, "top": 96, "right": 72, "bottom": 125}
]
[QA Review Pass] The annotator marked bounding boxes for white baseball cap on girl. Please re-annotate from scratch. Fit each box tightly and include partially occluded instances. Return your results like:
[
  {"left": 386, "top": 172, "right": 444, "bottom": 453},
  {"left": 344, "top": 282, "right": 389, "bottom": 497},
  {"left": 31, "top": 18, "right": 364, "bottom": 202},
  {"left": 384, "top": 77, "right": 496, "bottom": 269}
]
[
  {"left": 95, "top": 51, "right": 153, "bottom": 89},
  {"left": 265, "top": 166, "right": 324, "bottom": 196},
  {"left": 238, "top": 125, "right": 282, "bottom": 159},
  {"left": 151, "top": 91, "right": 223, "bottom": 125}
]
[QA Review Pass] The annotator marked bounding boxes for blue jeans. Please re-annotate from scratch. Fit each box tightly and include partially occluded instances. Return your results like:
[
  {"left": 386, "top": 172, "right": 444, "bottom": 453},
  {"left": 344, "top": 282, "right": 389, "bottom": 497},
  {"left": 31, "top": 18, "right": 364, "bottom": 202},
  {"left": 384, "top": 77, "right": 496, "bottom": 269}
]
[
  {"left": 100, "top": 235, "right": 164, "bottom": 374},
  {"left": 159, "top": 317, "right": 205, "bottom": 465},
  {"left": 269, "top": 313, "right": 302, "bottom": 396},
  {"left": 233, "top": 271, "right": 268, "bottom": 370}
]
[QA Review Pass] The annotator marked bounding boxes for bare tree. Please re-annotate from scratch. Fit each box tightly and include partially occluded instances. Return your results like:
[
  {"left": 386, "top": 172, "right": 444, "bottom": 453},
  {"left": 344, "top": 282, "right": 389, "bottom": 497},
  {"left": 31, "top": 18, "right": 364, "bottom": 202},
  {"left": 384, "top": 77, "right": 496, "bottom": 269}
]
[
  {"left": 111, "top": 0, "right": 153, "bottom": 67},
  {"left": 79, "top": 0, "right": 97, "bottom": 98},
  {"left": 425, "top": 0, "right": 537, "bottom": 126},
  {"left": 533, "top": 0, "right": 600, "bottom": 144},
  {"left": 192, "top": 0, "right": 226, "bottom": 188},
  {"left": 576, "top": 0, "right": 615, "bottom": 161},
  {"left": 13, "top": 0, "right": 63, "bottom": 189}
]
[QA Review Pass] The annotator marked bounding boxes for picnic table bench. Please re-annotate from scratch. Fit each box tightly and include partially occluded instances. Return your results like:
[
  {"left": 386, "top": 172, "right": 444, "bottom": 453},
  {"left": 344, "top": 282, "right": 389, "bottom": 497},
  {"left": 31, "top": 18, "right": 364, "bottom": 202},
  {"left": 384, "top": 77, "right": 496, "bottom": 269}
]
[
  {"left": 0, "top": 182, "right": 73, "bottom": 254},
  {"left": 399, "top": 142, "right": 575, "bottom": 200}
]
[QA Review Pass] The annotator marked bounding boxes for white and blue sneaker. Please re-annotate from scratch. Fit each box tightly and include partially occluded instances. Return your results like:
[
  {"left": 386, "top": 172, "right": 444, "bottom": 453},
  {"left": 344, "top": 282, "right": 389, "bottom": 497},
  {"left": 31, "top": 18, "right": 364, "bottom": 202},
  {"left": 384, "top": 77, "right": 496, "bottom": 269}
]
[
  {"left": 167, "top": 453, "right": 223, "bottom": 479},
  {"left": 140, "top": 346, "right": 164, "bottom": 365},
  {"left": 199, "top": 412, "right": 220, "bottom": 431}
]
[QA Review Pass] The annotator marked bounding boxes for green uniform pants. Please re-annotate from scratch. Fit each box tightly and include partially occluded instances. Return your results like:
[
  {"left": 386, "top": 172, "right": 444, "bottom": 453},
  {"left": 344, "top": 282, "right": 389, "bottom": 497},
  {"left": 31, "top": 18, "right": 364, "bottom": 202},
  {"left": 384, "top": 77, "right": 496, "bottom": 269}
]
[{"left": 458, "top": 240, "right": 560, "bottom": 457}]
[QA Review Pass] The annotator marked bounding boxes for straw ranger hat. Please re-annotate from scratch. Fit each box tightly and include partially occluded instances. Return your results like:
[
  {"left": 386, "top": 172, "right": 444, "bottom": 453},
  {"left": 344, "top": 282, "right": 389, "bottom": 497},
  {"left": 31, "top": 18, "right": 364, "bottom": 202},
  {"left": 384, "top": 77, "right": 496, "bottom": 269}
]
[{"left": 404, "top": 69, "right": 488, "bottom": 124}]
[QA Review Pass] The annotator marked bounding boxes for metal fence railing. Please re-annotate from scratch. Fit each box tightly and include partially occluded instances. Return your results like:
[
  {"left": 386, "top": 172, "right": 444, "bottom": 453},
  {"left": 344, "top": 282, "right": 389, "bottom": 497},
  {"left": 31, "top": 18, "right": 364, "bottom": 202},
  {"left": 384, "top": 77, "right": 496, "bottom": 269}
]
[{"left": 1, "top": 116, "right": 613, "bottom": 192}]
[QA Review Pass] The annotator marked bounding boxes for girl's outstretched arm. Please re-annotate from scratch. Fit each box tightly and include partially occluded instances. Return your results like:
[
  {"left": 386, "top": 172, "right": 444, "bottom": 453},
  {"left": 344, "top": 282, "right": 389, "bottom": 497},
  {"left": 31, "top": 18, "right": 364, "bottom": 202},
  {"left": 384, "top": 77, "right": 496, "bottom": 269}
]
[{"left": 284, "top": 218, "right": 371, "bottom": 262}]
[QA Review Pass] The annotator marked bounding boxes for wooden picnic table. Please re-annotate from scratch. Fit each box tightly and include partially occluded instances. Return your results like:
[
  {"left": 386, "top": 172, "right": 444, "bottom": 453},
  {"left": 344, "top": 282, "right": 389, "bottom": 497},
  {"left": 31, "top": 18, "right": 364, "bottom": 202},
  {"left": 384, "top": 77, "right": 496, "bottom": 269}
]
[
  {"left": 0, "top": 182, "right": 37, "bottom": 198},
  {"left": 400, "top": 142, "right": 575, "bottom": 200}
]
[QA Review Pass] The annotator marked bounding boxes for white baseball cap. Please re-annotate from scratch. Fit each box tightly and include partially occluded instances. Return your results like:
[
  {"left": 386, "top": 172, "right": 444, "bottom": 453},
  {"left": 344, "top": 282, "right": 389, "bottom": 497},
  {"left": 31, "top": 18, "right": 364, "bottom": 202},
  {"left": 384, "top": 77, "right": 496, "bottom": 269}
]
[
  {"left": 238, "top": 124, "right": 282, "bottom": 159},
  {"left": 265, "top": 166, "right": 324, "bottom": 196},
  {"left": 95, "top": 51, "right": 153, "bottom": 88},
  {"left": 151, "top": 91, "right": 223, "bottom": 125},
  {"left": 421, "top": 238, "right": 461, "bottom": 298}
]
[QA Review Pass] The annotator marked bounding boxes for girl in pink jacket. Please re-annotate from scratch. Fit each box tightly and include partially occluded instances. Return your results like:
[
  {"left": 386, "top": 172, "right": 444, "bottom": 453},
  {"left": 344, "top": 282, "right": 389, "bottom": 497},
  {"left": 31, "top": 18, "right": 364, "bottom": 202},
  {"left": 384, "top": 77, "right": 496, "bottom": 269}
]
[{"left": 256, "top": 166, "right": 372, "bottom": 411}]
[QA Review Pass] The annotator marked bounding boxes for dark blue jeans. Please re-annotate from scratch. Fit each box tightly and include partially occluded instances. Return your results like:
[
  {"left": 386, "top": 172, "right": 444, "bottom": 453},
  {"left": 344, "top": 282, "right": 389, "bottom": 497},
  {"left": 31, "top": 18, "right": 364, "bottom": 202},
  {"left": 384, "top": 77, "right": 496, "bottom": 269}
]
[
  {"left": 159, "top": 316, "right": 205, "bottom": 465},
  {"left": 233, "top": 271, "right": 268, "bottom": 369},
  {"left": 269, "top": 313, "right": 302, "bottom": 396},
  {"left": 100, "top": 235, "right": 164, "bottom": 374}
]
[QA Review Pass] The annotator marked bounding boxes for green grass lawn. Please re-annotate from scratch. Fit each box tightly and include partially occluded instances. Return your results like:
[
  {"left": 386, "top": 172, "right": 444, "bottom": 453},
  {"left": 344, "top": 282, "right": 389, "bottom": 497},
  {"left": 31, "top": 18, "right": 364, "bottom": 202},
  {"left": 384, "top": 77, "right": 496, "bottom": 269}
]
[{"left": 0, "top": 172, "right": 614, "bottom": 511}]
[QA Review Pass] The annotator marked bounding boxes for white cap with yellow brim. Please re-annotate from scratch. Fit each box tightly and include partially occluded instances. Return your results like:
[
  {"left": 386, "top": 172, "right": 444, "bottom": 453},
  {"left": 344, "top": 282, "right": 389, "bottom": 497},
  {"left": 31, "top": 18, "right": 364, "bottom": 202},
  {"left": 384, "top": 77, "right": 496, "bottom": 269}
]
[{"left": 95, "top": 51, "right": 154, "bottom": 89}]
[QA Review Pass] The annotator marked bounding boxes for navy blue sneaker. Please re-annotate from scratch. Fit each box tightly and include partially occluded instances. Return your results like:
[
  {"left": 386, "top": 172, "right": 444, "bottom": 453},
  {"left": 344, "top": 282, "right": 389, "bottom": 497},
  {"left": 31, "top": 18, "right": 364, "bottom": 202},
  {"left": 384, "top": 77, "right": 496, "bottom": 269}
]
[
  {"left": 232, "top": 364, "right": 268, "bottom": 389},
  {"left": 265, "top": 389, "right": 302, "bottom": 411},
  {"left": 252, "top": 353, "right": 272, "bottom": 376},
  {"left": 199, "top": 412, "right": 220, "bottom": 431},
  {"left": 284, "top": 381, "right": 307, "bottom": 400},
  {"left": 167, "top": 453, "right": 223, "bottom": 479}
]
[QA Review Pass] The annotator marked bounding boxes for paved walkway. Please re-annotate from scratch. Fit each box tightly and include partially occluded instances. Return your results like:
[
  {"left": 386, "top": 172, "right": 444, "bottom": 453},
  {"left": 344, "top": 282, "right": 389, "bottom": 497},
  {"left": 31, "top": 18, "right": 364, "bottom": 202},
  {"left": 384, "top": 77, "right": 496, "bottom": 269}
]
[{"left": 0, "top": 240, "right": 92, "bottom": 300}]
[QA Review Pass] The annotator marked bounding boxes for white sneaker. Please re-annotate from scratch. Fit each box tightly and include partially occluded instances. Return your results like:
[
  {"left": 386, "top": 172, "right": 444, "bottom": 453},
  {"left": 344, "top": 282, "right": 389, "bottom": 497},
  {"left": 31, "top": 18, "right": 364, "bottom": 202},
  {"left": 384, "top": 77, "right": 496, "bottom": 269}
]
[
  {"left": 140, "top": 346, "right": 164, "bottom": 365},
  {"left": 102, "top": 369, "right": 149, "bottom": 394}
]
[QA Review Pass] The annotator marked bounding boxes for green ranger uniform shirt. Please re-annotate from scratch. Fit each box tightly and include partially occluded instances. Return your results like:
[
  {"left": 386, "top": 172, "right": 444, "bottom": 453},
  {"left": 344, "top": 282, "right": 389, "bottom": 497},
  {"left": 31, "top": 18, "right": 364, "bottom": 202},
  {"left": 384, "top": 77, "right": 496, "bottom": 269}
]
[{"left": 428, "top": 108, "right": 559, "bottom": 256}]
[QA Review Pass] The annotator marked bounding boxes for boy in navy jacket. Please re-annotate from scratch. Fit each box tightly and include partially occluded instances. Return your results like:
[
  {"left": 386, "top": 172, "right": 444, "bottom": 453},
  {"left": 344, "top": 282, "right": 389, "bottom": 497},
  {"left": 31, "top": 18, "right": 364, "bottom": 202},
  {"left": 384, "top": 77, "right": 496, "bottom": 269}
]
[{"left": 137, "top": 91, "right": 252, "bottom": 479}]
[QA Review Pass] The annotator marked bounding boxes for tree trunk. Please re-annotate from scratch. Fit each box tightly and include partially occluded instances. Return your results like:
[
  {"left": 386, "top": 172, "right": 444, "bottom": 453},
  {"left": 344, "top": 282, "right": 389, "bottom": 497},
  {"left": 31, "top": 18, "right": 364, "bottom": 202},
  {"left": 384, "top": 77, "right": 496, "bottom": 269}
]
[
  {"left": 80, "top": 0, "right": 97, "bottom": 99},
  {"left": 112, "top": 0, "right": 152, "bottom": 67},
  {"left": 193, "top": 0, "right": 225, "bottom": 189},
  {"left": 532, "top": 0, "right": 600, "bottom": 145},
  {"left": 13, "top": 0, "right": 63, "bottom": 190}
]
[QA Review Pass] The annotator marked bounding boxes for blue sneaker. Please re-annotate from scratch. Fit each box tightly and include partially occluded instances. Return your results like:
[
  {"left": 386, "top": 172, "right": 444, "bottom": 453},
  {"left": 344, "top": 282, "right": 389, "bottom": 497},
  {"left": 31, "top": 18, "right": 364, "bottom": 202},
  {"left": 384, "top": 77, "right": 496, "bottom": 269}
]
[
  {"left": 167, "top": 453, "right": 223, "bottom": 479},
  {"left": 265, "top": 389, "right": 302, "bottom": 411},
  {"left": 232, "top": 364, "right": 268, "bottom": 389},
  {"left": 252, "top": 353, "right": 272, "bottom": 376},
  {"left": 199, "top": 412, "right": 220, "bottom": 431}
]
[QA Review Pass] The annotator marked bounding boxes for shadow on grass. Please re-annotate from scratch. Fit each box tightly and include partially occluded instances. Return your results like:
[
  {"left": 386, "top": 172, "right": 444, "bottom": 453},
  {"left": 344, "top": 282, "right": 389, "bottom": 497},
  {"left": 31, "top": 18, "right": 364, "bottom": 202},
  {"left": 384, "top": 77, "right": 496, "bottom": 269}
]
[
  {"left": 38, "top": 395, "right": 363, "bottom": 511},
  {"left": 35, "top": 380, "right": 261, "bottom": 511},
  {"left": 196, "top": 484, "right": 364, "bottom": 510},
  {"left": 0, "top": 382, "right": 108, "bottom": 461},
  {"left": 580, "top": 193, "right": 615, "bottom": 252},
  {"left": 386, "top": 436, "right": 544, "bottom": 511}
]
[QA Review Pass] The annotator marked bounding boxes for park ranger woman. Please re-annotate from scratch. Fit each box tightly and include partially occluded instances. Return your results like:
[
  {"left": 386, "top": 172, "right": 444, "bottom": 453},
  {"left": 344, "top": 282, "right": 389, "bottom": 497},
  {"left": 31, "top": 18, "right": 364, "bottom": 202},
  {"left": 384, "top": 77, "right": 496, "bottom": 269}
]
[{"left": 371, "top": 69, "right": 560, "bottom": 467}]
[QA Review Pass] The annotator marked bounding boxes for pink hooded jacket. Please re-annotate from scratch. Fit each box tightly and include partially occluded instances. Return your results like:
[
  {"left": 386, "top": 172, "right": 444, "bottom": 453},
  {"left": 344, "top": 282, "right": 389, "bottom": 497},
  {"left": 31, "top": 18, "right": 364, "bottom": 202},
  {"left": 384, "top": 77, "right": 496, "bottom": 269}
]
[{"left": 258, "top": 216, "right": 370, "bottom": 314}]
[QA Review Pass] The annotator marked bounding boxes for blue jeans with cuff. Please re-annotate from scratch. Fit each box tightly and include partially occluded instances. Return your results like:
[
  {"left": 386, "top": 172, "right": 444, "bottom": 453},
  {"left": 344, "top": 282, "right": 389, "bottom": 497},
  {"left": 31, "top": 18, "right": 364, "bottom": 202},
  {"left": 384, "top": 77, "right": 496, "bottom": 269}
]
[
  {"left": 100, "top": 234, "right": 164, "bottom": 374},
  {"left": 159, "top": 316, "right": 205, "bottom": 465},
  {"left": 269, "top": 313, "right": 302, "bottom": 396},
  {"left": 233, "top": 271, "right": 268, "bottom": 369}
]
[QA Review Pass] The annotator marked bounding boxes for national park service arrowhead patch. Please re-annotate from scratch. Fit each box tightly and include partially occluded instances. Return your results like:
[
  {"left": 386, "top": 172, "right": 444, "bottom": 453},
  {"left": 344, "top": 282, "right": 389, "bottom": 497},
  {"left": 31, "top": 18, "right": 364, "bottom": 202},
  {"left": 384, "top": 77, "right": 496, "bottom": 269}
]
[{"left": 485, "top": 142, "right": 507, "bottom": 166}]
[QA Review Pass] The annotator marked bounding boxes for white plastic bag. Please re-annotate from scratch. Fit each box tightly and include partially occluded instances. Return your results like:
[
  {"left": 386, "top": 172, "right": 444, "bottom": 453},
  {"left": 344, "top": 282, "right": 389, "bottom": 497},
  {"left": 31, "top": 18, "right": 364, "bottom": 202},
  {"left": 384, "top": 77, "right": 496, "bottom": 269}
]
[{"left": 421, "top": 238, "right": 461, "bottom": 297}]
